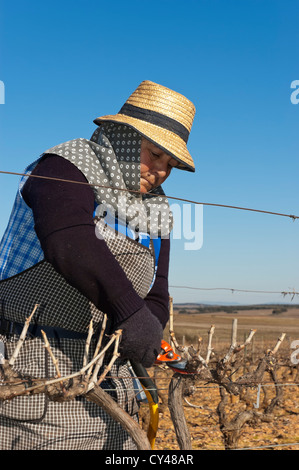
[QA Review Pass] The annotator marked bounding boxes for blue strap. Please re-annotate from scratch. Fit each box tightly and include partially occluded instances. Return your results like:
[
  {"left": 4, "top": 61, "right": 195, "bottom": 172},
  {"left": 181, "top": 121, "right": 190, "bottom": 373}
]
[
  {"left": 94, "top": 204, "right": 161, "bottom": 269},
  {"left": 152, "top": 237, "right": 161, "bottom": 267}
]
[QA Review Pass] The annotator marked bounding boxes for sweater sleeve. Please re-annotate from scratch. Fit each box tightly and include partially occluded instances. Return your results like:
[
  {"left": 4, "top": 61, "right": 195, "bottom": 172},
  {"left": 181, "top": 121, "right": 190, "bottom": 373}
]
[
  {"left": 22, "top": 153, "right": 171, "bottom": 328},
  {"left": 144, "top": 238, "right": 170, "bottom": 329},
  {"left": 22, "top": 154, "right": 144, "bottom": 325}
]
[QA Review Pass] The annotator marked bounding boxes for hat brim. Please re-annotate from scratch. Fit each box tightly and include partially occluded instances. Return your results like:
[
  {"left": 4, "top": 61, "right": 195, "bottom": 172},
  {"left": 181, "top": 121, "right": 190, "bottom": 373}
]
[{"left": 93, "top": 114, "right": 195, "bottom": 172}]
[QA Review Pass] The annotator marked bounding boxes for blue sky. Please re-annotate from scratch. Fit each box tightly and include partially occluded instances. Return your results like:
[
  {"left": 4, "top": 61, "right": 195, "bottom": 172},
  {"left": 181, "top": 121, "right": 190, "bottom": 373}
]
[{"left": 0, "top": 0, "right": 298, "bottom": 305}]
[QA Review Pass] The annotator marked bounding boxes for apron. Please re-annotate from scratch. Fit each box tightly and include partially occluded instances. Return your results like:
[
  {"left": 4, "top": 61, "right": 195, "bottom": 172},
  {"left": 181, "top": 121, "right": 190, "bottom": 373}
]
[{"left": 0, "top": 126, "right": 165, "bottom": 450}]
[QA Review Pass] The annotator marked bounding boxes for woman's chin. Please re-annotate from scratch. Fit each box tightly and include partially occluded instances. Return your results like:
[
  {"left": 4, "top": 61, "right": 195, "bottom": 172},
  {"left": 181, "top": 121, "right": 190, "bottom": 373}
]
[{"left": 140, "top": 181, "right": 152, "bottom": 193}]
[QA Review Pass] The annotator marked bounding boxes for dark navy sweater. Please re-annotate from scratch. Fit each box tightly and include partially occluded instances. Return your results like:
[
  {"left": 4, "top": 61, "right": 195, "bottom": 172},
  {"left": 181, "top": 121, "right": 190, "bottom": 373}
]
[{"left": 22, "top": 155, "right": 170, "bottom": 328}]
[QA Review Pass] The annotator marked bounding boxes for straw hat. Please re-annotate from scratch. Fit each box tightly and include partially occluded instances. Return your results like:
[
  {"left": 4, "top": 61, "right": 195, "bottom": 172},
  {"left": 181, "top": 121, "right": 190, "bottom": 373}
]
[{"left": 94, "top": 80, "right": 196, "bottom": 172}]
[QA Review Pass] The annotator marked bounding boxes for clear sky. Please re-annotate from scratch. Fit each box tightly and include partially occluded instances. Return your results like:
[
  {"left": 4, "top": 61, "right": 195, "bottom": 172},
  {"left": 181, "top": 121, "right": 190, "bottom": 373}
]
[{"left": 0, "top": 0, "right": 298, "bottom": 305}]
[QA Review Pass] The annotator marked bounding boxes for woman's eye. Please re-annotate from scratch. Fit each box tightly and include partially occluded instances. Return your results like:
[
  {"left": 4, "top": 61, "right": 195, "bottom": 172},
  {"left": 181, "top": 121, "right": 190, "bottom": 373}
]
[{"left": 151, "top": 151, "right": 160, "bottom": 158}]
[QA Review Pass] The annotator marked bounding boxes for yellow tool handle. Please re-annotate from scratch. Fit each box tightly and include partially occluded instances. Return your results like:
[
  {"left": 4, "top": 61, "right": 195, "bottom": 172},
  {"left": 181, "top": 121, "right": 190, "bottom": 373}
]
[
  {"left": 130, "top": 360, "right": 159, "bottom": 450},
  {"left": 140, "top": 383, "right": 159, "bottom": 450}
]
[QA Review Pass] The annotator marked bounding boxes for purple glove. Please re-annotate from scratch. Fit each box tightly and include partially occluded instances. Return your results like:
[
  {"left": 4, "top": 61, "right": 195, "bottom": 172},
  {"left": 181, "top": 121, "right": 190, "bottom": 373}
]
[{"left": 114, "top": 305, "right": 163, "bottom": 368}]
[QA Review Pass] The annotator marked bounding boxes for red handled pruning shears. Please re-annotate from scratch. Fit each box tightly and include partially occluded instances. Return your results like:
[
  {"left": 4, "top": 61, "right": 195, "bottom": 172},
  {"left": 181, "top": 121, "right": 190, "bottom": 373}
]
[
  {"left": 155, "top": 339, "right": 181, "bottom": 362},
  {"left": 155, "top": 339, "right": 189, "bottom": 373}
]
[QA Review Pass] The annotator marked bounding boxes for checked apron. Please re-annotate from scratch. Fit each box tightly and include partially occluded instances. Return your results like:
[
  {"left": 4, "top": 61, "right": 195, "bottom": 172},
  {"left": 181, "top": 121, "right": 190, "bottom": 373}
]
[{"left": 0, "top": 139, "right": 159, "bottom": 450}]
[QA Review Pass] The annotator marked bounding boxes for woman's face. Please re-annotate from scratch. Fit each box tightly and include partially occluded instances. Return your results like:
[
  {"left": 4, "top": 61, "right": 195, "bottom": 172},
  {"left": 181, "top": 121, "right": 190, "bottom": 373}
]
[{"left": 140, "top": 138, "right": 179, "bottom": 193}]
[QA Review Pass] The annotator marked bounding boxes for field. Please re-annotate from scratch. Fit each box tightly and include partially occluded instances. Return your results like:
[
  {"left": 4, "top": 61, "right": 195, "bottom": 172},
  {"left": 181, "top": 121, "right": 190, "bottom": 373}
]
[
  {"left": 169, "top": 304, "right": 299, "bottom": 346},
  {"left": 140, "top": 304, "right": 299, "bottom": 451}
]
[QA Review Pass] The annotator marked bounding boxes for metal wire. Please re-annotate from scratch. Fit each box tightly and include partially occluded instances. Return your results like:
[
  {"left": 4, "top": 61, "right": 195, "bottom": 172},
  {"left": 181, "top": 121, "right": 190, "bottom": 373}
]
[
  {"left": 0, "top": 169, "right": 298, "bottom": 220},
  {"left": 234, "top": 442, "right": 299, "bottom": 450},
  {"left": 0, "top": 170, "right": 298, "bottom": 451},
  {"left": 100, "top": 381, "right": 299, "bottom": 391},
  {"left": 1, "top": 169, "right": 298, "bottom": 299},
  {"left": 169, "top": 285, "right": 299, "bottom": 298}
]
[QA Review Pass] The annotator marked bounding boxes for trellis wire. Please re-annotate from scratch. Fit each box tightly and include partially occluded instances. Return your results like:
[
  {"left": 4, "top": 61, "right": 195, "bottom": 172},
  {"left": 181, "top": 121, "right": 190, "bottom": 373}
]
[
  {"left": 0, "top": 169, "right": 298, "bottom": 220},
  {"left": 96, "top": 381, "right": 299, "bottom": 391},
  {"left": 0, "top": 170, "right": 298, "bottom": 451},
  {"left": 169, "top": 285, "right": 299, "bottom": 298},
  {"left": 1, "top": 169, "right": 298, "bottom": 299},
  {"left": 206, "top": 442, "right": 299, "bottom": 450},
  {"left": 234, "top": 442, "right": 299, "bottom": 450}
]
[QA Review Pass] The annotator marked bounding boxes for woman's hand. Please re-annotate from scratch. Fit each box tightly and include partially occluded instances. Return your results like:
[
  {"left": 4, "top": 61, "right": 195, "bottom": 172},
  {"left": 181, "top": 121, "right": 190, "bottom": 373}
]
[{"left": 113, "top": 305, "right": 163, "bottom": 368}]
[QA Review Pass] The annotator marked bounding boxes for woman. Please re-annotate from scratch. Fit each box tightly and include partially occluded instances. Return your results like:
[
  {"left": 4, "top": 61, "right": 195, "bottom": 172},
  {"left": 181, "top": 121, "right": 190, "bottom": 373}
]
[{"left": 0, "top": 80, "right": 196, "bottom": 449}]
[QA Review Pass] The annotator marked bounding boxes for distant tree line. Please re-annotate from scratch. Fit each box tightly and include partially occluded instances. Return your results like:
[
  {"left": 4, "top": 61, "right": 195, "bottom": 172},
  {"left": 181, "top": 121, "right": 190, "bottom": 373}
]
[
  {"left": 175, "top": 304, "right": 297, "bottom": 315},
  {"left": 272, "top": 307, "right": 288, "bottom": 315}
]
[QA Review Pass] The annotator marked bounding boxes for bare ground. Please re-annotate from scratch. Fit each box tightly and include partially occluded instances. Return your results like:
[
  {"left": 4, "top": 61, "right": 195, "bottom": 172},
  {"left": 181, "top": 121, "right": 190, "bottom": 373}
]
[{"left": 139, "top": 308, "right": 299, "bottom": 451}]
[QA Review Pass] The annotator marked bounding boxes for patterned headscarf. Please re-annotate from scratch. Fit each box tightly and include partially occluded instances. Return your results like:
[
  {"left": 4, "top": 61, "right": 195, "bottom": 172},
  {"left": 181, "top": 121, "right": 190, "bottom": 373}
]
[
  {"left": 43, "top": 123, "right": 173, "bottom": 238},
  {"left": 91, "top": 123, "right": 173, "bottom": 238}
]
